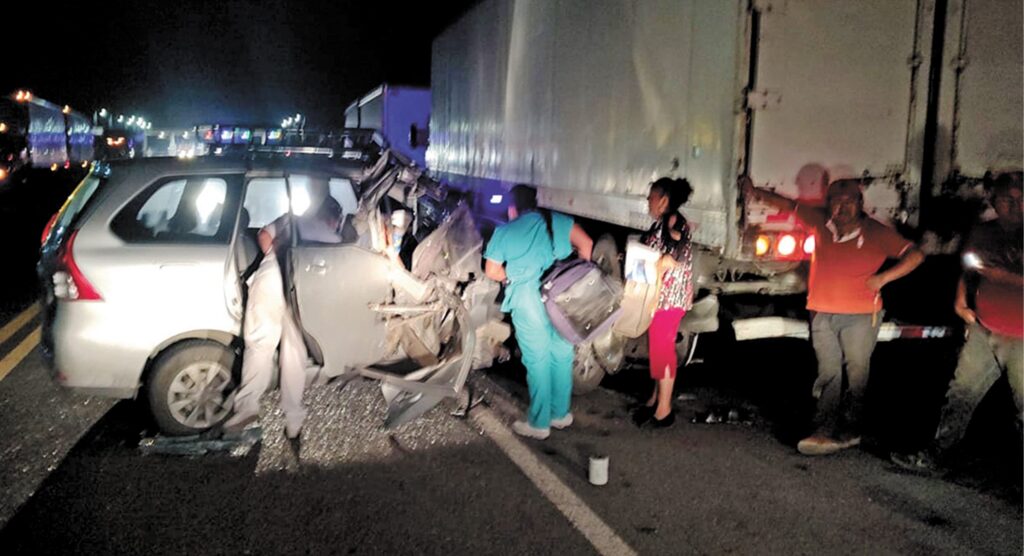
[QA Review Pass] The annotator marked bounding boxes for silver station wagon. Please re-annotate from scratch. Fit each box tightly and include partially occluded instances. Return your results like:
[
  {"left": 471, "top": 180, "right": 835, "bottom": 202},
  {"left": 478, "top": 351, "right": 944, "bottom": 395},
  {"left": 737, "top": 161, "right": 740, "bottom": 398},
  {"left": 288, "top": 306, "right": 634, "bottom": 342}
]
[{"left": 38, "top": 151, "right": 510, "bottom": 435}]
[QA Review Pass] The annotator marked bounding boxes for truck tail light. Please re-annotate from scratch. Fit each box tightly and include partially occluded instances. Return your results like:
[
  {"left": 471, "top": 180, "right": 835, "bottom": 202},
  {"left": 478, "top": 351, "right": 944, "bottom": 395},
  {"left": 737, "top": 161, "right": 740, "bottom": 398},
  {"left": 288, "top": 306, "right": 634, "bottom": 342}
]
[
  {"left": 53, "top": 230, "right": 102, "bottom": 301},
  {"left": 752, "top": 230, "right": 810, "bottom": 260},
  {"left": 776, "top": 234, "right": 797, "bottom": 256},
  {"left": 803, "top": 235, "right": 816, "bottom": 254},
  {"left": 755, "top": 235, "right": 771, "bottom": 256}
]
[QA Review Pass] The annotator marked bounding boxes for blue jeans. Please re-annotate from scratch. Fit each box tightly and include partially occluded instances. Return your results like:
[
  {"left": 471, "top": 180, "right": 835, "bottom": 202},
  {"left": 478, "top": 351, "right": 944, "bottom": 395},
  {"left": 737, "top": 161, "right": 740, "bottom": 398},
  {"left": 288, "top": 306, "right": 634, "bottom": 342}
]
[
  {"left": 809, "top": 311, "right": 883, "bottom": 438},
  {"left": 933, "top": 323, "right": 1024, "bottom": 452}
]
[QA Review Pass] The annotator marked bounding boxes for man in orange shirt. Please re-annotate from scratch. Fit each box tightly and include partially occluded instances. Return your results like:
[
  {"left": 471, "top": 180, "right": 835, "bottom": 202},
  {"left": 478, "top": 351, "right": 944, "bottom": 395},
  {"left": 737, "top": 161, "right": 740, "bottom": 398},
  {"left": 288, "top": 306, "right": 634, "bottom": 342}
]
[
  {"left": 742, "top": 176, "right": 925, "bottom": 455},
  {"left": 892, "top": 172, "right": 1022, "bottom": 473}
]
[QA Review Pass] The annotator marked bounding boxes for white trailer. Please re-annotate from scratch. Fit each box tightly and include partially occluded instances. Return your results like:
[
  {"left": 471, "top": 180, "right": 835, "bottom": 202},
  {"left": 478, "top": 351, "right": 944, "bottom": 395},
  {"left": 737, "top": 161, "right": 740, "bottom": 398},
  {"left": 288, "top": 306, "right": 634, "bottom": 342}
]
[{"left": 427, "top": 0, "right": 1022, "bottom": 382}]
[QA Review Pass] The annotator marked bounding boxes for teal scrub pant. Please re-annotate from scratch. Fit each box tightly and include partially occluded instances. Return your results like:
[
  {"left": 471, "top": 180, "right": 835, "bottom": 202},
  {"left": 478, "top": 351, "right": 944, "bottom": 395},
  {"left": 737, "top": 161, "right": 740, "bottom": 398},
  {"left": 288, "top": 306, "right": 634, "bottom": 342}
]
[{"left": 509, "top": 287, "right": 575, "bottom": 429}]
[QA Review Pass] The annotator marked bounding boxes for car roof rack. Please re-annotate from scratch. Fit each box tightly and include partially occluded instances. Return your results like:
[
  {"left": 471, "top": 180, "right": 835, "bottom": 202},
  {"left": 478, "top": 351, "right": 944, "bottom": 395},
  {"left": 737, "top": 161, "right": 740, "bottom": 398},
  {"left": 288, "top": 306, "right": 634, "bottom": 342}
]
[{"left": 247, "top": 145, "right": 336, "bottom": 156}]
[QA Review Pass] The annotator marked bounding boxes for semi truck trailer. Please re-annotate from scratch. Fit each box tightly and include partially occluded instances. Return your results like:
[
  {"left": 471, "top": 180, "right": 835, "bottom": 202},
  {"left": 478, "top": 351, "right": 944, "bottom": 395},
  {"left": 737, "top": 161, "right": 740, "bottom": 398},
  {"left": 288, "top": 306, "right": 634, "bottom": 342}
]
[{"left": 427, "top": 0, "right": 1022, "bottom": 387}]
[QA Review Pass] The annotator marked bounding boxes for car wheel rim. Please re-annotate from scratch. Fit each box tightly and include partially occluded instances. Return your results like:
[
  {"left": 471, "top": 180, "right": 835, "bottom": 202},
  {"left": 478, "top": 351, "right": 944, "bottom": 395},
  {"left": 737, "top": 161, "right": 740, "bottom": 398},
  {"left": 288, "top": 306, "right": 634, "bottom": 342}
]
[{"left": 166, "top": 361, "right": 234, "bottom": 429}]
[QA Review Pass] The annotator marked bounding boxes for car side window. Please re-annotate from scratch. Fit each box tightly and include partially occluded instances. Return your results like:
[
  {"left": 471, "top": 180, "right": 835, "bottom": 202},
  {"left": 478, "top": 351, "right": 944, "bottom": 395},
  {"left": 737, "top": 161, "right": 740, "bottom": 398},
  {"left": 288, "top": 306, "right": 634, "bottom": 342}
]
[
  {"left": 111, "top": 176, "right": 236, "bottom": 243},
  {"left": 330, "top": 177, "right": 359, "bottom": 244},
  {"left": 290, "top": 174, "right": 357, "bottom": 246},
  {"left": 242, "top": 178, "right": 289, "bottom": 230},
  {"left": 240, "top": 175, "right": 360, "bottom": 247}
]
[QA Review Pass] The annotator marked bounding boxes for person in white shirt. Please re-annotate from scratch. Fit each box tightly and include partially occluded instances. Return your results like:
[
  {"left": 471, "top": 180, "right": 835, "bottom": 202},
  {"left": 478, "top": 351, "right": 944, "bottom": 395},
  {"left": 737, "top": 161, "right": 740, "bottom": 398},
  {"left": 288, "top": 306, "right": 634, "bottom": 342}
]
[{"left": 224, "top": 181, "right": 342, "bottom": 440}]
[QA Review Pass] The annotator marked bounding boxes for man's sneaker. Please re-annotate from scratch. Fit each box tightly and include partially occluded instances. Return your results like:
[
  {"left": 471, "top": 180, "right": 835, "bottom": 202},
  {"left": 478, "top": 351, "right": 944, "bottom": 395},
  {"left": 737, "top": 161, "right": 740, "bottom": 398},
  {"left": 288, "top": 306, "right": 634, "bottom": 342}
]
[
  {"left": 797, "top": 434, "right": 843, "bottom": 456},
  {"left": 512, "top": 420, "right": 550, "bottom": 440},
  {"left": 890, "top": 450, "right": 943, "bottom": 476},
  {"left": 550, "top": 413, "right": 574, "bottom": 430}
]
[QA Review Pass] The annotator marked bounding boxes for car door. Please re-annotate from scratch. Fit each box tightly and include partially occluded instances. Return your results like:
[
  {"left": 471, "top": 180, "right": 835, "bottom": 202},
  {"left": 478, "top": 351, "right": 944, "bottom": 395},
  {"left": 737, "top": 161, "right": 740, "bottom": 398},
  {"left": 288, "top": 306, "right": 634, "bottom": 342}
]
[{"left": 286, "top": 174, "right": 394, "bottom": 374}]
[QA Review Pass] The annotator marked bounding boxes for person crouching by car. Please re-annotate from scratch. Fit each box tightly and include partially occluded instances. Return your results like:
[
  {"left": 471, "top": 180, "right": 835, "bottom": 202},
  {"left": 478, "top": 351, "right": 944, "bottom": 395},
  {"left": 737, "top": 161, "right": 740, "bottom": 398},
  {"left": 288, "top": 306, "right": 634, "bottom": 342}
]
[
  {"left": 484, "top": 184, "right": 593, "bottom": 440},
  {"left": 224, "top": 185, "right": 343, "bottom": 442},
  {"left": 631, "top": 177, "right": 695, "bottom": 429}
]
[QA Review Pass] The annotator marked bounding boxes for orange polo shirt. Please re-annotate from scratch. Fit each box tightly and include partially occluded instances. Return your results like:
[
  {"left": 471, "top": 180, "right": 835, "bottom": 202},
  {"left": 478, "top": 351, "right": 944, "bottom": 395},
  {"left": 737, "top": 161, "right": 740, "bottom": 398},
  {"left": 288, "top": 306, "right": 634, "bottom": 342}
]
[{"left": 796, "top": 207, "right": 913, "bottom": 314}]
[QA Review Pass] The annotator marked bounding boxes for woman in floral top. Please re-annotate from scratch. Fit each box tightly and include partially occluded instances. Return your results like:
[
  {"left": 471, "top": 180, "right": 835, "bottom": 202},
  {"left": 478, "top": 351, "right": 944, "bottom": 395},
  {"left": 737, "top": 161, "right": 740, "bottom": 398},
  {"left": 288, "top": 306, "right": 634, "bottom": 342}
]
[{"left": 634, "top": 177, "right": 694, "bottom": 428}]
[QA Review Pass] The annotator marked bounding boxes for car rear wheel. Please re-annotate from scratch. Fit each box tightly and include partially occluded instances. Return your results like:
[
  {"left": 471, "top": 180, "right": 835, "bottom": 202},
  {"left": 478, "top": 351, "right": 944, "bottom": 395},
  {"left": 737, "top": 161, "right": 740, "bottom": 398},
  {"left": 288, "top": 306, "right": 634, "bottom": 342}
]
[{"left": 147, "top": 341, "right": 236, "bottom": 436}]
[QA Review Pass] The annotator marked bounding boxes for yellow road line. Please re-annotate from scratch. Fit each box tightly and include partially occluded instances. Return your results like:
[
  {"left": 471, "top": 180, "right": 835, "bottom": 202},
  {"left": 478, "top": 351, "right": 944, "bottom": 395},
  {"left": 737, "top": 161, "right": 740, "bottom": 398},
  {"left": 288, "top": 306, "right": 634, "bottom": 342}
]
[
  {"left": 0, "top": 303, "right": 40, "bottom": 346},
  {"left": 0, "top": 327, "right": 42, "bottom": 383}
]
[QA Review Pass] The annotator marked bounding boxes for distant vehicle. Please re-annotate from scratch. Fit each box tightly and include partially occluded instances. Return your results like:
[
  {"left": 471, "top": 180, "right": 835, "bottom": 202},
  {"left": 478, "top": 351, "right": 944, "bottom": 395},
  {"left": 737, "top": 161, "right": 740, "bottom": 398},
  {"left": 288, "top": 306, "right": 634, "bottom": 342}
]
[
  {"left": 345, "top": 84, "right": 431, "bottom": 167},
  {"left": 0, "top": 90, "right": 95, "bottom": 180},
  {"left": 428, "top": 0, "right": 1022, "bottom": 389},
  {"left": 38, "top": 150, "right": 507, "bottom": 435},
  {"left": 98, "top": 127, "right": 145, "bottom": 161}
]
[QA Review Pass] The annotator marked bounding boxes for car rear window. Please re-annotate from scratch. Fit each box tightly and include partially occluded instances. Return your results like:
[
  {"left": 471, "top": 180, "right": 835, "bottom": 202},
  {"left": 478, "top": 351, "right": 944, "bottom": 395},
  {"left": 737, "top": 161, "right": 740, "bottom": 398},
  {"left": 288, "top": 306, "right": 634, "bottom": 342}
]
[
  {"left": 111, "top": 175, "right": 238, "bottom": 243},
  {"left": 42, "top": 171, "right": 107, "bottom": 251}
]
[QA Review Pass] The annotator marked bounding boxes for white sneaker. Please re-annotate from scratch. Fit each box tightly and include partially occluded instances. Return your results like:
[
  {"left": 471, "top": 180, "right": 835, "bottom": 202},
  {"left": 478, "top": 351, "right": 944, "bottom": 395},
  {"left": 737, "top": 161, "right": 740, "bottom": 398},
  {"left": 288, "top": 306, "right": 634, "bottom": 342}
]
[
  {"left": 512, "top": 420, "right": 550, "bottom": 440},
  {"left": 550, "top": 413, "right": 574, "bottom": 430}
]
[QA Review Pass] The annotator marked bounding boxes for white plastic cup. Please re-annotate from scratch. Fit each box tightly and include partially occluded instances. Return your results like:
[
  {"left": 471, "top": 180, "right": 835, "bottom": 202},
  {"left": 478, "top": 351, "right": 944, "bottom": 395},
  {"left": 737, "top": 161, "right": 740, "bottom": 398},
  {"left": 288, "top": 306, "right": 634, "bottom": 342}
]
[{"left": 589, "top": 455, "right": 609, "bottom": 486}]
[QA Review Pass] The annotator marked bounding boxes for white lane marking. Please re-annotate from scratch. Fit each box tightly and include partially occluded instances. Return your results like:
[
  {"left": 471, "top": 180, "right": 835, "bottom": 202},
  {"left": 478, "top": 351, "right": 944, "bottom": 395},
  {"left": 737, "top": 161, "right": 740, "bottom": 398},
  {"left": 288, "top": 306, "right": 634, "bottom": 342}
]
[
  {"left": 0, "top": 326, "right": 41, "bottom": 383},
  {"left": 473, "top": 407, "right": 637, "bottom": 556},
  {"left": 0, "top": 303, "right": 39, "bottom": 346}
]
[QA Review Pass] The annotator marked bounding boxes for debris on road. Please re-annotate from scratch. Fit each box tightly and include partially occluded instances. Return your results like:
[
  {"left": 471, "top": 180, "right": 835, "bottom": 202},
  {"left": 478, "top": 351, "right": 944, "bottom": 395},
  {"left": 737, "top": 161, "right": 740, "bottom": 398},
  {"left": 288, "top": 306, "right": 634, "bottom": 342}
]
[{"left": 138, "top": 427, "right": 261, "bottom": 457}]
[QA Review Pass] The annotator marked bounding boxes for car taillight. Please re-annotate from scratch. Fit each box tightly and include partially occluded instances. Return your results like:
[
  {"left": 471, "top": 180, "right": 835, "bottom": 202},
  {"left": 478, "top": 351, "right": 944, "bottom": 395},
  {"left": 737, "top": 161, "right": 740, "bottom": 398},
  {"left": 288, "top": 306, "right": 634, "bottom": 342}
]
[
  {"left": 41, "top": 212, "right": 58, "bottom": 246},
  {"left": 803, "top": 235, "right": 816, "bottom": 254},
  {"left": 53, "top": 230, "right": 102, "bottom": 301},
  {"left": 776, "top": 234, "right": 797, "bottom": 256}
]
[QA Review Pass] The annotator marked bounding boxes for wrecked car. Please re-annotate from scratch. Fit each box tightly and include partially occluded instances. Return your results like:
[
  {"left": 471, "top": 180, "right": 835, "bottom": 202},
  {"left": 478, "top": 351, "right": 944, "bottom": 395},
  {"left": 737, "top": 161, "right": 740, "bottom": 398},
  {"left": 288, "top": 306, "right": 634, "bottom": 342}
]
[{"left": 38, "top": 149, "right": 509, "bottom": 436}]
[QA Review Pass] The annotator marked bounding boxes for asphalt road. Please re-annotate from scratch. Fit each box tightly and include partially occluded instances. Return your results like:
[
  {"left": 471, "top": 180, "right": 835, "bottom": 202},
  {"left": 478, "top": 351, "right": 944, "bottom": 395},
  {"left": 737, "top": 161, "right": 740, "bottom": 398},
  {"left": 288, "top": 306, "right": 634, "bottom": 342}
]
[
  {"left": 0, "top": 332, "right": 1021, "bottom": 554},
  {"left": 0, "top": 168, "right": 1020, "bottom": 554}
]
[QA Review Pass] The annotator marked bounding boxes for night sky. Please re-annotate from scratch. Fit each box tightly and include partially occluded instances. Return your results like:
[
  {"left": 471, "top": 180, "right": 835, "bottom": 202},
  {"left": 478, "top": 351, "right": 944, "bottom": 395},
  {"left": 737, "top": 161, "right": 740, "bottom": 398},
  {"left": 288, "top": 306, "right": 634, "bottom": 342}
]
[{"left": 2, "top": 0, "right": 478, "bottom": 128}]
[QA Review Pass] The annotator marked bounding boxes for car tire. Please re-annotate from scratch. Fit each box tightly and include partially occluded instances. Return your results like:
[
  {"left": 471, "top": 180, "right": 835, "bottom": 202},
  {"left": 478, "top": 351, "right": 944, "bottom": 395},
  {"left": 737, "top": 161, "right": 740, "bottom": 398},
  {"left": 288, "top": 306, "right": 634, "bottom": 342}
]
[
  {"left": 591, "top": 234, "right": 622, "bottom": 282},
  {"left": 147, "top": 341, "right": 236, "bottom": 436}
]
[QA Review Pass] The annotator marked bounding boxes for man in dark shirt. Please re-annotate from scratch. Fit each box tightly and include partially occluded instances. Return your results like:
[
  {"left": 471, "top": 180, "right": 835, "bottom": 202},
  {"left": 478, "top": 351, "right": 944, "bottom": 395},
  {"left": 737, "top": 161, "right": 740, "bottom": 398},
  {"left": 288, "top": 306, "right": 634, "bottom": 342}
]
[{"left": 893, "top": 171, "right": 1023, "bottom": 473}]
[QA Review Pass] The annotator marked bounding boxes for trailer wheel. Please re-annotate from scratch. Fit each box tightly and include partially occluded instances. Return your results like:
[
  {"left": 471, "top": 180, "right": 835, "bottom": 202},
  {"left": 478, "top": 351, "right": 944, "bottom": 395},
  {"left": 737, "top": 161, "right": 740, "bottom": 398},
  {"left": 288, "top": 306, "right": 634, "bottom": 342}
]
[
  {"left": 592, "top": 234, "right": 622, "bottom": 282},
  {"left": 572, "top": 342, "right": 607, "bottom": 394},
  {"left": 147, "top": 341, "right": 236, "bottom": 436}
]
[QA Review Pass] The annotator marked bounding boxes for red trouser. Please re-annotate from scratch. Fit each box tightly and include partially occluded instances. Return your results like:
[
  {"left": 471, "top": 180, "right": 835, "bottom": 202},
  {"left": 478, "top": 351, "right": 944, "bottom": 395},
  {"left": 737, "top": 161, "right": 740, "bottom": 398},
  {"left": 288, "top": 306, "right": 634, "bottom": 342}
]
[{"left": 648, "top": 308, "right": 686, "bottom": 380}]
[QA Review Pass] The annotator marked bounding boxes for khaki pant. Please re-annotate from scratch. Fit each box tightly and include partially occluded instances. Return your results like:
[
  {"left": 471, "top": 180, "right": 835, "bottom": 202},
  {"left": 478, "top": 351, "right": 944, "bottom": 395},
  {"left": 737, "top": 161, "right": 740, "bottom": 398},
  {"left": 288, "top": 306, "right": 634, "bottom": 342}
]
[
  {"left": 809, "top": 311, "right": 883, "bottom": 438},
  {"left": 232, "top": 253, "right": 309, "bottom": 434},
  {"left": 934, "top": 322, "right": 1023, "bottom": 452}
]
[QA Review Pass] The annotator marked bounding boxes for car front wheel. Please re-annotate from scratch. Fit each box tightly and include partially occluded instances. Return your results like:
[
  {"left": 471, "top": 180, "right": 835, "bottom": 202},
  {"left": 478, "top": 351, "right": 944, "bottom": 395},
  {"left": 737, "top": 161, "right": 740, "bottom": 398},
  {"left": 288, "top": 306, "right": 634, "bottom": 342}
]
[{"left": 147, "top": 341, "right": 236, "bottom": 436}]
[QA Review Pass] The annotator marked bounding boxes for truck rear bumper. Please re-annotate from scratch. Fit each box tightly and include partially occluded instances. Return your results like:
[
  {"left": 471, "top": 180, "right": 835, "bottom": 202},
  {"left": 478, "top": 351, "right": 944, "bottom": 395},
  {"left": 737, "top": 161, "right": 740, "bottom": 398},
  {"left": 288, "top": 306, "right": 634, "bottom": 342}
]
[{"left": 732, "top": 317, "right": 952, "bottom": 342}]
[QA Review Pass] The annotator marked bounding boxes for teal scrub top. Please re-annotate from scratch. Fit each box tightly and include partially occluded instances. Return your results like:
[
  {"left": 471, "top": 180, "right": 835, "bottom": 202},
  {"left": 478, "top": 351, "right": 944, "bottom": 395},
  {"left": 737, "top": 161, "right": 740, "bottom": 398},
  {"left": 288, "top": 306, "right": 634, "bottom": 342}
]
[{"left": 484, "top": 211, "right": 574, "bottom": 312}]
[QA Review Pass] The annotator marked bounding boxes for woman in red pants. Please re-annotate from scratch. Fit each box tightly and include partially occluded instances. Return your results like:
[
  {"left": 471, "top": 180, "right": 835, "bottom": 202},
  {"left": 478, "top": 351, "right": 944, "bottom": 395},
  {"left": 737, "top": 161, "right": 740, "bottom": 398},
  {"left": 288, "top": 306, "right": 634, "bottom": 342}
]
[{"left": 633, "top": 177, "right": 694, "bottom": 428}]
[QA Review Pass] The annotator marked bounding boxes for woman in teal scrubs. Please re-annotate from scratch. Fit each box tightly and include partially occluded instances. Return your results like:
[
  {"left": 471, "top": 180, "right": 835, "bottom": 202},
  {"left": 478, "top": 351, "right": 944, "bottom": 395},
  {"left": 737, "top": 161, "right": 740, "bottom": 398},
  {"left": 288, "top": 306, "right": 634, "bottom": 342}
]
[{"left": 484, "top": 185, "right": 593, "bottom": 439}]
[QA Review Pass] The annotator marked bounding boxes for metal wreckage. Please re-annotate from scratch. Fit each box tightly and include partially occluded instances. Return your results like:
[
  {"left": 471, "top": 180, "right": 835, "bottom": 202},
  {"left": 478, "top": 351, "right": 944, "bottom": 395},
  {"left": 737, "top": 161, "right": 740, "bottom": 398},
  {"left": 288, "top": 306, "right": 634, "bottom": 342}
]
[{"left": 296, "top": 150, "right": 511, "bottom": 428}]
